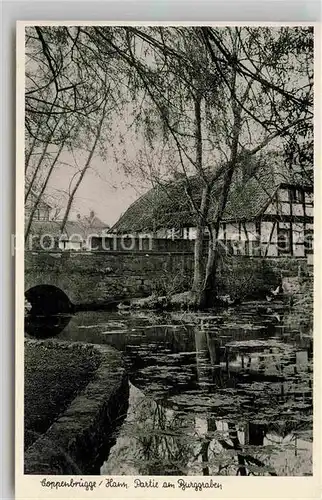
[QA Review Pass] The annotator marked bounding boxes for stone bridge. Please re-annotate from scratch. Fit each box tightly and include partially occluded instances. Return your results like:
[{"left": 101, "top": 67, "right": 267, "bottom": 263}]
[
  {"left": 25, "top": 250, "right": 195, "bottom": 313},
  {"left": 25, "top": 249, "right": 309, "bottom": 314}
]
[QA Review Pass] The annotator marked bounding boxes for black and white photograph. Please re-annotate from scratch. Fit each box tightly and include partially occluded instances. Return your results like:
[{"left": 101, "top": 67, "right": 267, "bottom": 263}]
[{"left": 19, "top": 22, "right": 316, "bottom": 487}]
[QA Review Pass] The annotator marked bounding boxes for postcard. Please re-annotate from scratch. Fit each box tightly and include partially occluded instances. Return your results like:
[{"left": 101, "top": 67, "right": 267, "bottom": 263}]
[{"left": 16, "top": 20, "right": 321, "bottom": 499}]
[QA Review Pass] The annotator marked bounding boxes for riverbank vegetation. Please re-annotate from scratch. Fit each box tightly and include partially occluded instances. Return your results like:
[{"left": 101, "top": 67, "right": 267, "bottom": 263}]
[
  {"left": 24, "top": 340, "right": 101, "bottom": 449},
  {"left": 284, "top": 277, "right": 313, "bottom": 333}
]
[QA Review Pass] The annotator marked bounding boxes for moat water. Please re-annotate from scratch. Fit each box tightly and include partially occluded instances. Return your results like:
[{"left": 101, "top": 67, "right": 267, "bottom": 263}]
[{"left": 26, "top": 301, "right": 313, "bottom": 476}]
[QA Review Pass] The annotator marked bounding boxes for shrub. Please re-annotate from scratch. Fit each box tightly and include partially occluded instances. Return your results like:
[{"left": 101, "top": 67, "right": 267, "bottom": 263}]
[
  {"left": 149, "top": 269, "right": 191, "bottom": 298},
  {"left": 216, "top": 257, "right": 279, "bottom": 299}
]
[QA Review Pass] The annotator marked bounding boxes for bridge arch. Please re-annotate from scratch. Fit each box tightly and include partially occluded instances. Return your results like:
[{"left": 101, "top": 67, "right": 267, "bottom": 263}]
[{"left": 25, "top": 285, "right": 73, "bottom": 315}]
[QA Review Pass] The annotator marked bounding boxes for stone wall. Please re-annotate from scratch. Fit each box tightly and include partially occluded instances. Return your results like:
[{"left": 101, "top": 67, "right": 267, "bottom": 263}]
[
  {"left": 25, "top": 250, "right": 195, "bottom": 307},
  {"left": 25, "top": 250, "right": 312, "bottom": 307}
]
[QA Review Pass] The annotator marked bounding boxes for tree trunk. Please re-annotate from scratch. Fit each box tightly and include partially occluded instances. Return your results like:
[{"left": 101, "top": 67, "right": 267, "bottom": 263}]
[
  {"left": 25, "top": 121, "right": 45, "bottom": 175},
  {"left": 199, "top": 225, "right": 219, "bottom": 308},
  {"left": 198, "top": 78, "right": 243, "bottom": 308},
  {"left": 199, "top": 164, "right": 238, "bottom": 308},
  {"left": 25, "top": 135, "right": 38, "bottom": 174},
  {"left": 24, "top": 141, "right": 65, "bottom": 241},
  {"left": 25, "top": 120, "right": 61, "bottom": 202},
  {"left": 190, "top": 94, "right": 211, "bottom": 300},
  {"left": 192, "top": 222, "right": 205, "bottom": 293},
  {"left": 191, "top": 183, "right": 212, "bottom": 297}
]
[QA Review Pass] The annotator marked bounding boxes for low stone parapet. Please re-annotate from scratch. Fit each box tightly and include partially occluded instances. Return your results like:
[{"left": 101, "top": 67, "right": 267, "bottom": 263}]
[{"left": 24, "top": 340, "right": 129, "bottom": 475}]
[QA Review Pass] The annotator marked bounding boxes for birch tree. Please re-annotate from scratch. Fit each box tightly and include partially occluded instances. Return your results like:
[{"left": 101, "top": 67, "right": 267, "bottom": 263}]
[
  {"left": 87, "top": 26, "right": 313, "bottom": 307},
  {"left": 24, "top": 26, "right": 124, "bottom": 235}
]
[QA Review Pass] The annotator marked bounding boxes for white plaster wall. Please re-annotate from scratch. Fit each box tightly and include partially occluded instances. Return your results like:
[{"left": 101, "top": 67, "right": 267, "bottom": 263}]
[
  {"left": 266, "top": 242, "right": 278, "bottom": 256},
  {"left": 294, "top": 244, "right": 305, "bottom": 257},
  {"left": 261, "top": 221, "right": 273, "bottom": 242},
  {"left": 59, "top": 241, "right": 82, "bottom": 251},
  {"left": 265, "top": 201, "right": 277, "bottom": 215},
  {"left": 270, "top": 224, "right": 277, "bottom": 243},
  {"left": 292, "top": 204, "right": 304, "bottom": 216},
  {"left": 225, "top": 223, "right": 239, "bottom": 240},
  {"left": 278, "top": 188, "right": 289, "bottom": 202},
  {"left": 280, "top": 202, "right": 290, "bottom": 215},
  {"left": 217, "top": 224, "right": 225, "bottom": 240},
  {"left": 261, "top": 222, "right": 277, "bottom": 255},
  {"left": 307, "top": 254, "right": 313, "bottom": 265},
  {"left": 305, "top": 206, "right": 314, "bottom": 217}
]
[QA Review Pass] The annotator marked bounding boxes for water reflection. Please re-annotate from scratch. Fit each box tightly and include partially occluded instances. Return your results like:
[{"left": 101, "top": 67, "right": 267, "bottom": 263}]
[
  {"left": 28, "top": 301, "right": 313, "bottom": 476},
  {"left": 101, "top": 384, "right": 312, "bottom": 476},
  {"left": 25, "top": 313, "right": 72, "bottom": 338}
]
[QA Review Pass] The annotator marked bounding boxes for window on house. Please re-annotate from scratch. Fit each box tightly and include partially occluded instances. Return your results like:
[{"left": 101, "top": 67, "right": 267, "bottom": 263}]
[
  {"left": 278, "top": 227, "right": 292, "bottom": 254},
  {"left": 252, "top": 239, "right": 261, "bottom": 256},
  {"left": 304, "top": 229, "right": 313, "bottom": 253},
  {"left": 289, "top": 188, "right": 304, "bottom": 203}
]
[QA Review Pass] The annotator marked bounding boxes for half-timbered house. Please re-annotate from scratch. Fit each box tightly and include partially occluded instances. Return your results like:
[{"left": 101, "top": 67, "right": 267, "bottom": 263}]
[{"left": 111, "top": 159, "right": 313, "bottom": 258}]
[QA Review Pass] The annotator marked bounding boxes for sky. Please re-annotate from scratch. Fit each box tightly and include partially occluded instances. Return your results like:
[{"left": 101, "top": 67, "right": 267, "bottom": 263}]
[
  {"left": 47, "top": 155, "right": 146, "bottom": 227},
  {"left": 44, "top": 111, "right": 152, "bottom": 227}
]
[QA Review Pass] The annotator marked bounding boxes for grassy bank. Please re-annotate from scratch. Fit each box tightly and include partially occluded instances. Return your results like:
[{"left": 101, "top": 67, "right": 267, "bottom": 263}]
[
  {"left": 24, "top": 340, "right": 129, "bottom": 474},
  {"left": 24, "top": 340, "right": 101, "bottom": 450}
]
